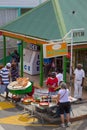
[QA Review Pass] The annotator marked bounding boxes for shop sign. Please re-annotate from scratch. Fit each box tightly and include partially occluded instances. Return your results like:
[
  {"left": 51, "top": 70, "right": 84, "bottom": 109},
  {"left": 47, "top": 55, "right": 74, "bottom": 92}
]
[
  {"left": 27, "top": 43, "right": 40, "bottom": 51},
  {"left": 73, "top": 31, "right": 84, "bottom": 37},
  {"left": 43, "top": 42, "right": 68, "bottom": 58}
]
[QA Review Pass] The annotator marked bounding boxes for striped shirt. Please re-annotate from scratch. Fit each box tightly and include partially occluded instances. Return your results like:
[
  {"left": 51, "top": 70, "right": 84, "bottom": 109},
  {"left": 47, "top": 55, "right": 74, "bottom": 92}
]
[{"left": 0, "top": 67, "right": 10, "bottom": 85}]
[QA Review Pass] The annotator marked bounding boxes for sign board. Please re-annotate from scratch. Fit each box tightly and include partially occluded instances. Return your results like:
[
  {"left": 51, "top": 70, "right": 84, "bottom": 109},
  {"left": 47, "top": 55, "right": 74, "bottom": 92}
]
[
  {"left": 27, "top": 43, "right": 40, "bottom": 51},
  {"left": 43, "top": 42, "right": 68, "bottom": 58},
  {"left": 73, "top": 31, "right": 84, "bottom": 37}
]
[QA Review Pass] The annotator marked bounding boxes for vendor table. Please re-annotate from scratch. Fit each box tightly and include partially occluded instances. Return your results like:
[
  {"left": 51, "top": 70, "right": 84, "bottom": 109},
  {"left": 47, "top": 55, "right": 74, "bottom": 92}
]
[
  {"left": 32, "top": 96, "right": 77, "bottom": 120},
  {"left": 7, "top": 81, "right": 33, "bottom": 95},
  {"left": 19, "top": 96, "right": 77, "bottom": 124}
]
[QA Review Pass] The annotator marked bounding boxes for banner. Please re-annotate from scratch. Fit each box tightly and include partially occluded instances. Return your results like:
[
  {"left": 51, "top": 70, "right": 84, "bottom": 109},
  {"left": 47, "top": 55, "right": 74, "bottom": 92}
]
[{"left": 43, "top": 42, "right": 68, "bottom": 58}]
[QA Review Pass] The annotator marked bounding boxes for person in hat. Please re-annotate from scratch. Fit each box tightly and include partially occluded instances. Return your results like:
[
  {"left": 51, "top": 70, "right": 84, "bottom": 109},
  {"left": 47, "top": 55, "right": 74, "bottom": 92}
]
[
  {"left": 0, "top": 63, "right": 11, "bottom": 98},
  {"left": 73, "top": 63, "right": 85, "bottom": 100}
]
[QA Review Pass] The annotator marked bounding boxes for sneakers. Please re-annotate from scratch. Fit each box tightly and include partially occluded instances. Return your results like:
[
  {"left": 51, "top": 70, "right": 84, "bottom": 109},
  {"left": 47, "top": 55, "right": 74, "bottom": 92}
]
[
  {"left": 61, "top": 123, "right": 66, "bottom": 128},
  {"left": 67, "top": 122, "right": 71, "bottom": 127},
  {"left": 61, "top": 122, "right": 71, "bottom": 128},
  {"left": 78, "top": 98, "right": 82, "bottom": 101}
]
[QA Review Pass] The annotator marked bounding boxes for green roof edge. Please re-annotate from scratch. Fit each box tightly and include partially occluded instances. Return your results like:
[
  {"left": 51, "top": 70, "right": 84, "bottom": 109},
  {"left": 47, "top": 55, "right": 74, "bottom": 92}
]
[{"left": 52, "top": 0, "right": 67, "bottom": 38}]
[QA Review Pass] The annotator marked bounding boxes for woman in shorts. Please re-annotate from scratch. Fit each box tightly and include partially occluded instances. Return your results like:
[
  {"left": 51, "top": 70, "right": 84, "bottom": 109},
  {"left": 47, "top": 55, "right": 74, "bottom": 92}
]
[{"left": 56, "top": 82, "right": 71, "bottom": 127}]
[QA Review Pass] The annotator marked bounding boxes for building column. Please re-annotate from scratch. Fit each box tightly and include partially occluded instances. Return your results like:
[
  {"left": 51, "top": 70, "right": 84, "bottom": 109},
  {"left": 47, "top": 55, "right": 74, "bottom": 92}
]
[
  {"left": 63, "top": 56, "right": 67, "bottom": 82},
  {"left": 39, "top": 44, "right": 43, "bottom": 86},
  {"left": 20, "top": 41, "right": 23, "bottom": 77}
]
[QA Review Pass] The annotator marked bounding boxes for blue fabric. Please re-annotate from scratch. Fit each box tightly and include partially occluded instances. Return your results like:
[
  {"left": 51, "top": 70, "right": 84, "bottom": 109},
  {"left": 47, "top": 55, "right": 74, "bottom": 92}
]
[{"left": 0, "top": 84, "right": 6, "bottom": 94}]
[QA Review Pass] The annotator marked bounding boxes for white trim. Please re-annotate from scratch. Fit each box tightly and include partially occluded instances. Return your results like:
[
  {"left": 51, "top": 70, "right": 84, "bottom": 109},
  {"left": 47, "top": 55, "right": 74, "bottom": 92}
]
[
  {"left": 0, "top": 30, "right": 48, "bottom": 43},
  {"left": 0, "top": 0, "right": 46, "bottom": 8}
]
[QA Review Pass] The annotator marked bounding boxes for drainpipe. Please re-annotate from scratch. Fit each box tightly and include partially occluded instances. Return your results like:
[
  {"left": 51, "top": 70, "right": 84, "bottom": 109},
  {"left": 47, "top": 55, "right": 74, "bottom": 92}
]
[
  {"left": 20, "top": 41, "right": 23, "bottom": 77},
  {"left": 63, "top": 56, "right": 67, "bottom": 82}
]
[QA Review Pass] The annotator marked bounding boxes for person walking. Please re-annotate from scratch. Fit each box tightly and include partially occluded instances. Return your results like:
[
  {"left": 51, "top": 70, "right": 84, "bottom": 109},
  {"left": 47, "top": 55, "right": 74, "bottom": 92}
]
[
  {"left": 0, "top": 63, "right": 11, "bottom": 98},
  {"left": 73, "top": 63, "right": 85, "bottom": 100},
  {"left": 56, "top": 82, "right": 71, "bottom": 127}
]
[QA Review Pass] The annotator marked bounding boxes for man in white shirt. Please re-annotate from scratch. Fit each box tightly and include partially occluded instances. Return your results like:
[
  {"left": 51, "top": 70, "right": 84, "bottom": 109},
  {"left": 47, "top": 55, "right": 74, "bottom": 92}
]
[
  {"left": 73, "top": 64, "right": 85, "bottom": 100},
  {"left": 56, "top": 69, "right": 63, "bottom": 86}
]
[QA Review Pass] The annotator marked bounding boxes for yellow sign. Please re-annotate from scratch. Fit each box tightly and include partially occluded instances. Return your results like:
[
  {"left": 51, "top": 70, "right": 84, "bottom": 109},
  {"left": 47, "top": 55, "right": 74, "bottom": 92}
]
[{"left": 43, "top": 42, "right": 68, "bottom": 58}]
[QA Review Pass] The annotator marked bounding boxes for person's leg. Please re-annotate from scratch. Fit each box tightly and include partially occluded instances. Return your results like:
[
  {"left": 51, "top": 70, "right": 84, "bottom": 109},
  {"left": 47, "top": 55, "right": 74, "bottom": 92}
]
[
  {"left": 5, "top": 85, "right": 9, "bottom": 99},
  {"left": 60, "top": 114, "right": 65, "bottom": 124},
  {"left": 65, "top": 102, "right": 71, "bottom": 126},
  {"left": 59, "top": 103, "right": 66, "bottom": 127},
  {"left": 78, "top": 83, "right": 82, "bottom": 99},
  {"left": 74, "top": 82, "right": 79, "bottom": 98},
  {"left": 60, "top": 114, "right": 66, "bottom": 127},
  {"left": 66, "top": 113, "right": 70, "bottom": 123}
]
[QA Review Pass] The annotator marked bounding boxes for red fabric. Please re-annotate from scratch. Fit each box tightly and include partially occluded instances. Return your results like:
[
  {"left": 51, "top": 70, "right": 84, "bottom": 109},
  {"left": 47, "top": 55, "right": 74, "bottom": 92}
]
[
  {"left": 66, "top": 53, "right": 71, "bottom": 59},
  {"left": 27, "top": 86, "right": 34, "bottom": 96},
  {"left": 46, "top": 77, "right": 58, "bottom": 92}
]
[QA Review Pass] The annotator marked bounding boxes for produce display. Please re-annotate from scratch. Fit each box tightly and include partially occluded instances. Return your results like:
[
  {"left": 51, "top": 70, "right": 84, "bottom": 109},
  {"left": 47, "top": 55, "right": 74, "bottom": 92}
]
[
  {"left": 8, "top": 77, "right": 29, "bottom": 90},
  {"left": 39, "top": 102, "right": 49, "bottom": 108},
  {"left": 21, "top": 96, "right": 35, "bottom": 105}
]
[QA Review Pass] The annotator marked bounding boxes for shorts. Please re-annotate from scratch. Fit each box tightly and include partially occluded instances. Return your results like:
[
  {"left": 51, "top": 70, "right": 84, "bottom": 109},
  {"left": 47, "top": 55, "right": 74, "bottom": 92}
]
[
  {"left": 59, "top": 102, "right": 71, "bottom": 114},
  {"left": 0, "top": 84, "right": 9, "bottom": 94},
  {"left": 0, "top": 84, "right": 7, "bottom": 94}
]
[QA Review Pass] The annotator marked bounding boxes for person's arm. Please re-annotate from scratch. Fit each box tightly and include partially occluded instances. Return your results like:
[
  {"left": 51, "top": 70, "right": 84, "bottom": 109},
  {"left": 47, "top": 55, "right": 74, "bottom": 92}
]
[
  {"left": 0, "top": 75, "right": 2, "bottom": 83},
  {"left": 52, "top": 90, "right": 60, "bottom": 103},
  {"left": 56, "top": 93, "right": 60, "bottom": 103},
  {"left": 0, "top": 70, "right": 3, "bottom": 84},
  {"left": 81, "top": 78, "right": 84, "bottom": 87},
  {"left": 81, "top": 70, "right": 85, "bottom": 86}
]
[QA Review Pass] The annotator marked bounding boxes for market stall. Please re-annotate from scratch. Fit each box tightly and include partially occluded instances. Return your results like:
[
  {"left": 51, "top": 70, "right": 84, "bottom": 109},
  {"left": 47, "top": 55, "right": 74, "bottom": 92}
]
[
  {"left": 19, "top": 94, "right": 77, "bottom": 124},
  {"left": 7, "top": 77, "right": 33, "bottom": 95}
]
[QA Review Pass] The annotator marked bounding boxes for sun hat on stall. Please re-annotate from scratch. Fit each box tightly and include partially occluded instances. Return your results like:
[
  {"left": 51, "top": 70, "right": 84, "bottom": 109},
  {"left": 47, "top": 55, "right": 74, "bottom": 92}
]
[{"left": 6, "top": 63, "right": 11, "bottom": 68}]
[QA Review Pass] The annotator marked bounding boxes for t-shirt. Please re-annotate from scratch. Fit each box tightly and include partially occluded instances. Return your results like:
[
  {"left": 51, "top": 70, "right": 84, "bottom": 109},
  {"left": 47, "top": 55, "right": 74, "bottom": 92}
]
[
  {"left": 56, "top": 73, "right": 63, "bottom": 85},
  {"left": 58, "top": 89, "right": 70, "bottom": 103},
  {"left": 0, "top": 67, "right": 10, "bottom": 85},
  {"left": 46, "top": 77, "right": 58, "bottom": 92},
  {"left": 74, "top": 68, "right": 85, "bottom": 81}
]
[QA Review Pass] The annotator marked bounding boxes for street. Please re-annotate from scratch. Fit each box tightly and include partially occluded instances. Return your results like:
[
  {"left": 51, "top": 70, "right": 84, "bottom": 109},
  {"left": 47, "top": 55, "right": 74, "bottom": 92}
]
[
  {"left": 0, "top": 96, "right": 87, "bottom": 130},
  {"left": 0, "top": 119, "right": 87, "bottom": 130}
]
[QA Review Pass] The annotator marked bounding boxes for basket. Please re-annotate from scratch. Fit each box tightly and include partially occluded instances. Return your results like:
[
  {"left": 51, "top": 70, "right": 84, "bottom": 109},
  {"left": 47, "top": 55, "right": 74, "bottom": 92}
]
[{"left": 8, "top": 82, "right": 33, "bottom": 95}]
